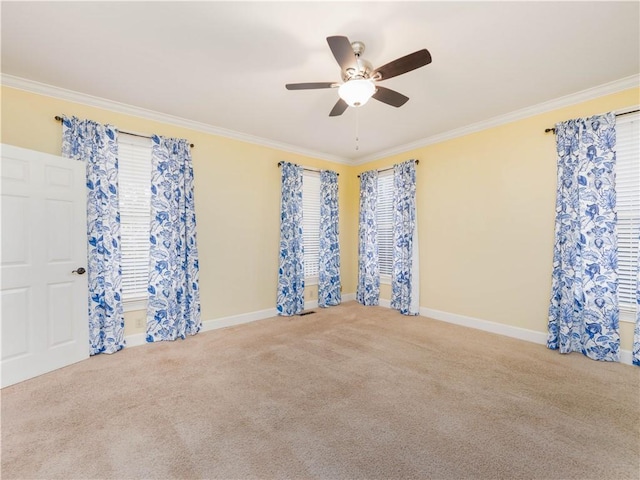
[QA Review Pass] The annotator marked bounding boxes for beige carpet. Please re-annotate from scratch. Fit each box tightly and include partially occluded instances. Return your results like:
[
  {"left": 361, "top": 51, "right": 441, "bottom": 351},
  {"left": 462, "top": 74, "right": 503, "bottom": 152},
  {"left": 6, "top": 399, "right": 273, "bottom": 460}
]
[{"left": 1, "top": 301, "right": 639, "bottom": 479}]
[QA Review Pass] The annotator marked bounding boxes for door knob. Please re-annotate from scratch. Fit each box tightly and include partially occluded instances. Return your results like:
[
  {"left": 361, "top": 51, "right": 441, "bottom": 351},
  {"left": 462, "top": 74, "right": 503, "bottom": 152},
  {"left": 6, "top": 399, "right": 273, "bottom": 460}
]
[{"left": 72, "top": 267, "right": 86, "bottom": 275}]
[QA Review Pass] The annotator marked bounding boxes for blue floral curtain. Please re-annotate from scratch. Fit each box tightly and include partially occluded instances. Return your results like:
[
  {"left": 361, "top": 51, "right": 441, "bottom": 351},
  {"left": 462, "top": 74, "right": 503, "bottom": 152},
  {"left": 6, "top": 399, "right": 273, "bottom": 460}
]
[
  {"left": 634, "top": 236, "right": 640, "bottom": 366},
  {"left": 391, "top": 160, "right": 419, "bottom": 315},
  {"left": 61, "top": 116, "right": 125, "bottom": 355},
  {"left": 319, "top": 170, "right": 341, "bottom": 307},
  {"left": 357, "top": 170, "right": 380, "bottom": 306},
  {"left": 277, "top": 162, "right": 305, "bottom": 315},
  {"left": 547, "top": 112, "right": 620, "bottom": 362},
  {"left": 146, "top": 135, "right": 201, "bottom": 342}
]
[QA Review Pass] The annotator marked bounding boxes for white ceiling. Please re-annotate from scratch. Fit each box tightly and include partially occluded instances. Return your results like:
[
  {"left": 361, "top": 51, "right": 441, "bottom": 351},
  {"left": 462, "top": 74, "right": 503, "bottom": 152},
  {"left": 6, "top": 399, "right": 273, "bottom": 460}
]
[{"left": 2, "top": 1, "right": 639, "bottom": 163}]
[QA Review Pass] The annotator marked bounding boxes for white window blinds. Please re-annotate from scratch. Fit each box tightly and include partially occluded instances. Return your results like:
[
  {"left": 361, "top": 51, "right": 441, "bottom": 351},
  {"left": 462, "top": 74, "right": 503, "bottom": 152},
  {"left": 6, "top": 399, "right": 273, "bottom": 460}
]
[
  {"left": 616, "top": 113, "right": 640, "bottom": 321},
  {"left": 377, "top": 171, "right": 394, "bottom": 277},
  {"left": 118, "top": 135, "right": 152, "bottom": 304},
  {"left": 303, "top": 171, "right": 321, "bottom": 279}
]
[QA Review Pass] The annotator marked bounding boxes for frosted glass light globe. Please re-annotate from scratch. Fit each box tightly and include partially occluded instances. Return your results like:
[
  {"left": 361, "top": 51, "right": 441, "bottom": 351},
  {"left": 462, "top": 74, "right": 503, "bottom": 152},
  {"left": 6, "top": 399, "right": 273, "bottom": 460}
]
[{"left": 338, "top": 79, "right": 376, "bottom": 107}]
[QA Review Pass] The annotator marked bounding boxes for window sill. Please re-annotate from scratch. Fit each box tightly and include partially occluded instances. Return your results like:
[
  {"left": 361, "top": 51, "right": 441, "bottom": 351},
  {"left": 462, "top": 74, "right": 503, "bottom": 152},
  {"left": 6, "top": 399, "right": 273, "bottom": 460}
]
[
  {"left": 620, "top": 308, "right": 637, "bottom": 324},
  {"left": 123, "top": 299, "right": 147, "bottom": 313},
  {"left": 305, "top": 276, "right": 318, "bottom": 286}
]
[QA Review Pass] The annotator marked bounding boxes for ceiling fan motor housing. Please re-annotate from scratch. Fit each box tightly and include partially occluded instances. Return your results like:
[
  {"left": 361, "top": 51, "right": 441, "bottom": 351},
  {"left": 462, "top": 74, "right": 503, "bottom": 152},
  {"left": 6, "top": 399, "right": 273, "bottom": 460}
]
[{"left": 342, "top": 41, "right": 375, "bottom": 82}]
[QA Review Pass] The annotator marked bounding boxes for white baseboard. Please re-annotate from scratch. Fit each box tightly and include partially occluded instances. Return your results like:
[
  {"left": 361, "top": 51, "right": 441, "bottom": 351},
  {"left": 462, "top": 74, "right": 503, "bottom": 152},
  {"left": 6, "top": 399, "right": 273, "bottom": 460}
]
[
  {"left": 124, "top": 306, "right": 277, "bottom": 347},
  {"left": 304, "top": 300, "right": 318, "bottom": 310},
  {"left": 420, "top": 307, "right": 548, "bottom": 345},
  {"left": 124, "top": 296, "right": 360, "bottom": 347},
  {"left": 418, "top": 306, "right": 633, "bottom": 366},
  {"left": 125, "top": 297, "right": 634, "bottom": 366},
  {"left": 619, "top": 349, "right": 634, "bottom": 366},
  {"left": 201, "top": 307, "right": 277, "bottom": 332},
  {"left": 124, "top": 332, "right": 147, "bottom": 348}
]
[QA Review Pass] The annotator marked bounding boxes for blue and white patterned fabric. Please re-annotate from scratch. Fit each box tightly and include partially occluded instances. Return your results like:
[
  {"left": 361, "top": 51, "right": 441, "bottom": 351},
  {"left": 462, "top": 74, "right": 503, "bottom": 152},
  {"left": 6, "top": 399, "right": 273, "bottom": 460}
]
[
  {"left": 146, "top": 135, "right": 201, "bottom": 342},
  {"left": 319, "top": 170, "right": 341, "bottom": 307},
  {"left": 357, "top": 170, "right": 380, "bottom": 306},
  {"left": 547, "top": 113, "right": 620, "bottom": 362},
  {"left": 61, "top": 116, "right": 125, "bottom": 355},
  {"left": 277, "top": 162, "right": 305, "bottom": 315},
  {"left": 391, "top": 160, "right": 419, "bottom": 315},
  {"left": 633, "top": 233, "right": 640, "bottom": 366}
]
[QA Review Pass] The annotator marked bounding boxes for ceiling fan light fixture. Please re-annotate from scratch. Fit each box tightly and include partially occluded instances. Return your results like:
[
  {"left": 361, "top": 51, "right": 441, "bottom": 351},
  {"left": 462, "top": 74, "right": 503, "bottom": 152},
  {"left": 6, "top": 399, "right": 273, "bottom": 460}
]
[{"left": 338, "top": 79, "right": 376, "bottom": 107}]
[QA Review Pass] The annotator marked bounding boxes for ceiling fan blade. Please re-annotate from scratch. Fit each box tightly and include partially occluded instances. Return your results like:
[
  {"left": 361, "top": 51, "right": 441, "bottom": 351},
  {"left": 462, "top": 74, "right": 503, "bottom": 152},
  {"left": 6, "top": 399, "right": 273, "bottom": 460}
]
[
  {"left": 327, "top": 36, "right": 358, "bottom": 72},
  {"left": 372, "top": 86, "right": 409, "bottom": 107},
  {"left": 285, "top": 82, "right": 337, "bottom": 90},
  {"left": 329, "top": 98, "right": 349, "bottom": 117},
  {"left": 373, "top": 49, "right": 432, "bottom": 81}
]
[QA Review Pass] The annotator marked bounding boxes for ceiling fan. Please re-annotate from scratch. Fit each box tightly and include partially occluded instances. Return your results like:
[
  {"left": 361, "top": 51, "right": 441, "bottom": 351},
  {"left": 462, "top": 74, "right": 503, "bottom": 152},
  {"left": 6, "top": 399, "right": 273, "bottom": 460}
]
[{"left": 286, "top": 35, "right": 432, "bottom": 117}]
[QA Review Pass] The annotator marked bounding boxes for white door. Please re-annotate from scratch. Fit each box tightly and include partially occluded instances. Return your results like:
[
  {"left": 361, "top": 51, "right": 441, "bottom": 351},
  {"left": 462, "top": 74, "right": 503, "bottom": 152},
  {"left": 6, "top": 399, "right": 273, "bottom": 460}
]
[{"left": 1, "top": 144, "right": 88, "bottom": 388}]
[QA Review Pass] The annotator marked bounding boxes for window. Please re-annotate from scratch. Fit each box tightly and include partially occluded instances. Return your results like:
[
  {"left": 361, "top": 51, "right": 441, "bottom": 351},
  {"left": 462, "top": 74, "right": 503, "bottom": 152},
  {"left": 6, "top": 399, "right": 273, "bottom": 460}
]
[
  {"left": 377, "top": 171, "right": 394, "bottom": 279},
  {"left": 617, "top": 113, "right": 640, "bottom": 323},
  {"left": 118, "top": 135, "right": 152, "bottom": 308},
  {"left": 302, "top": 171, "right": 321, "bottom": 281}
]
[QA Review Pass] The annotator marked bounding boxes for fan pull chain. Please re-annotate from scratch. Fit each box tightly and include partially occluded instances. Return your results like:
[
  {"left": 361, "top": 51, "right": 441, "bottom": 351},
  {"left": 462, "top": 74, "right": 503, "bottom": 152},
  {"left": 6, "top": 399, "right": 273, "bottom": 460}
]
[{"left": 355, "top": 108, "right": 360, "bottom": 151}]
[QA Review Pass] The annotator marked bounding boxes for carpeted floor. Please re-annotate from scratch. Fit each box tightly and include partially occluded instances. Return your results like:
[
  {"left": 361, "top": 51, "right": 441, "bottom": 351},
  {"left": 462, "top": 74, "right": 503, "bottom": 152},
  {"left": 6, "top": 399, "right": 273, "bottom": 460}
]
[{"left": 1, "top": 301, "right": 639, "bottom": 479}]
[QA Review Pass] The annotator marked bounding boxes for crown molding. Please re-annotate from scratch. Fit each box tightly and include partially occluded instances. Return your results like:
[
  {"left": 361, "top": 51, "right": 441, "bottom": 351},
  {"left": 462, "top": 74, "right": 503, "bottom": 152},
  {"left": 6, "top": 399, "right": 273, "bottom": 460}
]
[
  {"left": 0, "top": 74, "right": 353, "bottom": 166},
  {"left": 3, "top": 73, "right": 638, "bottom": 167},
  {"left": 353, "top": 74, "right": 640, "bottom": 165}
]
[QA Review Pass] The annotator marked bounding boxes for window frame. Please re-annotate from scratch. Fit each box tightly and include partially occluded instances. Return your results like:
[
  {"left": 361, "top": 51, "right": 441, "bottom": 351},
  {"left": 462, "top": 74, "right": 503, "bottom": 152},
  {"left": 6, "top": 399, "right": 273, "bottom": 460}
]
[
  {"left": 616, "top": 112, "right": 640, "bottom": 323},
  {"left": 302, "top": 170, "right": 321, "bottom": 284},
  {"left": 117, "top": 134, "right": 152, "bottom": 312},
  {"left": 377, "top": 170, "right": 394, "bottom": 284}
]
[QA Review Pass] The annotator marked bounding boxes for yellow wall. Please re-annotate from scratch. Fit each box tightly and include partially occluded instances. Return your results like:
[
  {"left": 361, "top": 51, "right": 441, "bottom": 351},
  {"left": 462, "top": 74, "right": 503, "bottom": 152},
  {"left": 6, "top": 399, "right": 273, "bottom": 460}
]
[
  {"left": 352, "top": 87, "right": 639, "bottom": 353},
  {"left": 1, "top": 84, "right": 638, "bottom": 353},
  {"left": 0, "top": 86, "right": 356, "bottom": 336}
]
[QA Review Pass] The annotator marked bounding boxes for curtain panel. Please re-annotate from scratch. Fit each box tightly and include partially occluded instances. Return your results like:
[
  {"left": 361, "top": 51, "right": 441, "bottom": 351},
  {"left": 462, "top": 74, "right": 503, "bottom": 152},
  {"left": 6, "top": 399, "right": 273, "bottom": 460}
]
[
  {"left": 391, "top": 160, "right": 420, "bottom": 315},
  {"left": 547, "top": 112, "right": 620, "bottom": 362},
  {"left": 318, "top": 170, "right": 341, "bottom": 307},
  {"left": 61, "top": 116, "right": 125, "bottom": 355},
  {"left": 146, "top": 135, "right": 201, "bottom": 342},
  {"left": 634, "top": 237, "right": 640, "bottom": 366},
  {"left": 277, "top": 162, "right": 305, "bottom": 315},
  {"left": 357, "top": 170, "right": 380, "bottom": 306}
]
